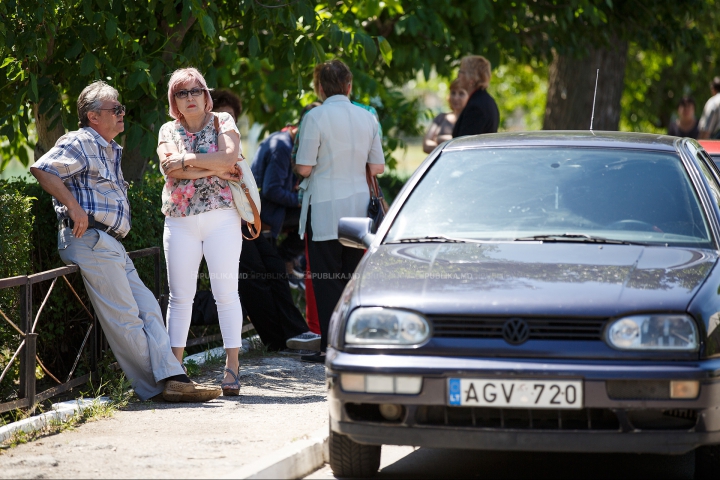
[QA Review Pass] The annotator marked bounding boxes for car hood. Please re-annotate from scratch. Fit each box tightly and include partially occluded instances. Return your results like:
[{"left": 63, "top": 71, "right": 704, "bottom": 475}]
[{"left": 356, "top": 243, "right": 717, "bottom": 317}]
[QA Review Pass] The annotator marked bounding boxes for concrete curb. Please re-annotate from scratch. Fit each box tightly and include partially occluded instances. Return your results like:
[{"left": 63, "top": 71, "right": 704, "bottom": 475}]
[
  {"left": 183, "top": 335, "right": 261, "bottom": 367},
  {"left": 232, "top": 428, "right": 329, "bottom": 479},
  {"left": 0, "top": 397, "right": 110, "bottom": 444}
]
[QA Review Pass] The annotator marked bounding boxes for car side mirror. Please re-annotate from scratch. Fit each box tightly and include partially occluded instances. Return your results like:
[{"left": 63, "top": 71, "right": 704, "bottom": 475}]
[{"left": 338, "top": 217, "right": 375, "bottom": 249}]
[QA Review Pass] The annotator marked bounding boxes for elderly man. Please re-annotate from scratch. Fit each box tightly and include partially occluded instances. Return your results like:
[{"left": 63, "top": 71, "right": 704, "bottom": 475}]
[{"left": 30, "top": 81, "right": 220, "bottom": 402}]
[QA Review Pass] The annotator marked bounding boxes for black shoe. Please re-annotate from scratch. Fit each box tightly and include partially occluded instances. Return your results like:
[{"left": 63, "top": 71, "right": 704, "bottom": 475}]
[{"left": 300, "top": 352, "right": 326, "bottom": 363}]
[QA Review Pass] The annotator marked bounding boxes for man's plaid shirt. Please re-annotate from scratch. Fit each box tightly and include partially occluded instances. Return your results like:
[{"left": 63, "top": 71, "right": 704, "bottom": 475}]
[{"left": 31, "top": 127, "right": 131, "bottom": 237}]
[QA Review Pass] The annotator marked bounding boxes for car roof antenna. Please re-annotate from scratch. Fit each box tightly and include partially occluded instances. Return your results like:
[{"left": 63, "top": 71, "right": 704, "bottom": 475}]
[{"left": 590, "top": 69, "right": 599, "bottom": 131}]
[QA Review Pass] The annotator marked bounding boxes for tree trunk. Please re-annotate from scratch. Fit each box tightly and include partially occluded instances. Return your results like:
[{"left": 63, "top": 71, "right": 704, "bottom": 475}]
[
  {"left": 543, "top": 37, "right": 628, "bottom": 131},
  {"left": 33, "top": 107, "right": 65, "bottom": 161}
]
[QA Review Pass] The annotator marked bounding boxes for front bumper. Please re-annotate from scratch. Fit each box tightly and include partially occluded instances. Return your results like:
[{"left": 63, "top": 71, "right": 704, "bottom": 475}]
[{"left": 327, "top": 350, "right": 720, "bottom": 454}]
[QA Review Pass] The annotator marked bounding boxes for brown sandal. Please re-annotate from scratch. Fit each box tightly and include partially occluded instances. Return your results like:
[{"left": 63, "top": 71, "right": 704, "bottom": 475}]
[{"left": 221, "top": 367, "right": 241, "bottom": 396}]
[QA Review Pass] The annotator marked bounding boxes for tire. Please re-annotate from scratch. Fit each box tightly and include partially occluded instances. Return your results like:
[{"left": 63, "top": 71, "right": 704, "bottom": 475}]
[
  {"left": 328, "top": 429, "right": 381, "bottom": 478},
  {"left": 695, "top": 445, "right": 720, "bottom": 480}
]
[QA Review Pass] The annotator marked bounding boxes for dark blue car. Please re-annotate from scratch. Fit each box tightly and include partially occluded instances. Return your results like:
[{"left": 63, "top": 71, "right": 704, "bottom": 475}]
[{"left": 327, "top": 132, "right": 720, "bottom": 478}]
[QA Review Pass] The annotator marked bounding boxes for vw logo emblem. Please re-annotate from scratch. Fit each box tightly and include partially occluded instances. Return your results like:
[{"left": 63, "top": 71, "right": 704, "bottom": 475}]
[{"left": 502, "top": 318, "right": 529, "bottom": 345}]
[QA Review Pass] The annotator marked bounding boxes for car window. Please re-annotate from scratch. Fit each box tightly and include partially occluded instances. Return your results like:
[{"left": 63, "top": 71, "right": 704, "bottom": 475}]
[
  {"left": 688, "top": 141, "right": 720, "bottom": 210},
  {"left": 385, "top": 147, "right": 713, "bottom": 248}
]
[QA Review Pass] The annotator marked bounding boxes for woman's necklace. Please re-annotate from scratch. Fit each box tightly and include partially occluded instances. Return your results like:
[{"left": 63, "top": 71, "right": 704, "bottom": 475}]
[
  {"left": 181, "top": 112, "right": 209, "bottom": 153},
  {"left": 181, "top": 112, "right": 209, "bottom": 135}
]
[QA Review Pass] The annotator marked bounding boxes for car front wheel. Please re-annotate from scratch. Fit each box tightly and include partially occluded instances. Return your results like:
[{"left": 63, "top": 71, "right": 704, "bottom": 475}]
[
  {"left": 695, "top": 444, "right": 720, "bottom": 479},
  {"left": 328, "top": 428, "right": 381, "bottom": 478}
]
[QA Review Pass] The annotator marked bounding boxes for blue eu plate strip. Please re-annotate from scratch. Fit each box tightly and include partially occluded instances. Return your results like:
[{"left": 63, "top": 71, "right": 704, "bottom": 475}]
[{"left": 448, "top": 378, "right": 461, "bottom": 406}]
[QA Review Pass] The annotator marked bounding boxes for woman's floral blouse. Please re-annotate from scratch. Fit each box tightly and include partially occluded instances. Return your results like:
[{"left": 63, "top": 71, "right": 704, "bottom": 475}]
[{"left": 158, "top": 112, "right": 240, "bottom": 217}]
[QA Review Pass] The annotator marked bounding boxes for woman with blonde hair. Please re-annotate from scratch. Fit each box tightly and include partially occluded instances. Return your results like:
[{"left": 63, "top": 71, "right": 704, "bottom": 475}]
[
  {"left": 423, "top": 79, "right": 469, "bottom": 153},
  {"left": 452, "top": 55, "right": 499, "bottom": 137},
  {"left": 157, "top": 67, "right": 244, "bottom": 395}
]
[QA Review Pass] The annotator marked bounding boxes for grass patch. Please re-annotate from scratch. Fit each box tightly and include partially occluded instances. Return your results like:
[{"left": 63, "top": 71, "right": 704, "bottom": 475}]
[{"left": 0, "top": 352, "right": 132, "bottom": 452}]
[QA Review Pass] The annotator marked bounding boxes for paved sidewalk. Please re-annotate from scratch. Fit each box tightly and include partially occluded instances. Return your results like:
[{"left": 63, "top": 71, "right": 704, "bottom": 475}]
[{"left": 0, "top": 355, "right": 327, "bottom": 479}]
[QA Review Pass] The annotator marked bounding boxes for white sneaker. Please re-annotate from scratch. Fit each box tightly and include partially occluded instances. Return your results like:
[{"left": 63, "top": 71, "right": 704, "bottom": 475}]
[{"left": 286, "top": 332, "right": 321, "bottom": 351}]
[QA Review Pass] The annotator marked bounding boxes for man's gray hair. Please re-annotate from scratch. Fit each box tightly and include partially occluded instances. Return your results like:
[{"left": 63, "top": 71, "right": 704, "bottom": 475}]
[{"left": 77, "top": 81, "right": 119, "bottom": 128}]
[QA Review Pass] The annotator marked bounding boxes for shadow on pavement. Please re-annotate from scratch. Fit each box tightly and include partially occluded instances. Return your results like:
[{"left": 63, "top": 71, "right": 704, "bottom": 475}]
[{"left": 377, "top": 448, "right": 694, "bottom": 479}]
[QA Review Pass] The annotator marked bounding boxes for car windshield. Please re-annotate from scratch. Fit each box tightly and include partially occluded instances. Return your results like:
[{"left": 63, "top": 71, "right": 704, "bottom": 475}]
[{"left": 385, "top": 147, "right": 713, "bottom": 248}]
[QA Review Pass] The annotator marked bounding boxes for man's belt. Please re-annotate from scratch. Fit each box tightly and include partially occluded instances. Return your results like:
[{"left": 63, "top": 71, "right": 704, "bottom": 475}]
[{"left": 59, "top": 216, "right": 125, "bottom": 240}]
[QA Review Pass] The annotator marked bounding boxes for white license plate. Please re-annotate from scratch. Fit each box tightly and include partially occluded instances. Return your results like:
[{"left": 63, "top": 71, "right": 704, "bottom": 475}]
[{"left": 448, "top": 378, "right": 583, "bottom": 409}]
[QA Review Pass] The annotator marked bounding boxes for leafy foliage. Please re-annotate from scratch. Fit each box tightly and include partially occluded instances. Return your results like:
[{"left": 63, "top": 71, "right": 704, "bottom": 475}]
[{"left": 1, "top": 0, "right": 657, "bottom": 175}]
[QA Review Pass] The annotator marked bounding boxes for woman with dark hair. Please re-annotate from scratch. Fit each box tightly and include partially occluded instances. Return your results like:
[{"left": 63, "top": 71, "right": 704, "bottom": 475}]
[
  {"left": 211, "top": 89, "right": 243, "bottom": 120},
  {"left": 294, "top": 59, "right": 385, "bottom": 362},
  {"left": 668, "top": 96, "right": 699, "bottom": 139},
  {"left": 424, "top": 79, "right": 469, "bottom": 153},
  {"left": 452, "top": 55, "right": 499, "bottom": 137}
]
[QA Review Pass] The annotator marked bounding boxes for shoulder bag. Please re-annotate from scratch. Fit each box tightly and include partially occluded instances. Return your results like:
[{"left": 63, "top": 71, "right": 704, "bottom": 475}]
[
  {"left": 366, "top": 164, "right": 388, "bottom": 233},
  {"left": 213, "top": 115, "right": 262, "bottom": 240}
]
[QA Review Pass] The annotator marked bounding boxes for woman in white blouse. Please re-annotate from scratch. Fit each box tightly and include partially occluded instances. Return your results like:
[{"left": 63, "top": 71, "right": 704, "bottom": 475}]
[{"left": 295, "top": 60, "right": 385, "bottom": 362}]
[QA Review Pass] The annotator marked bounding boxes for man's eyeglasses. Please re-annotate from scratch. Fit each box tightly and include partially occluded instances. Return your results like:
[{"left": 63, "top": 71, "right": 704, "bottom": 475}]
[
  {"left": 174, "top": 88, "right": 205, "bottom": 99},
  {"left": 98, "top": 105, "right": 126, "bottom": 116}
]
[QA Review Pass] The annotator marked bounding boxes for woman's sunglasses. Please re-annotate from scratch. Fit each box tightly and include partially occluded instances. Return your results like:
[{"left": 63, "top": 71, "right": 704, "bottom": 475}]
[
  {"left": 174, "top": 88, "right": 205, "bottom": 99},
  {"left": 98, "top": 105, "right": 126, "bottom": 116}
]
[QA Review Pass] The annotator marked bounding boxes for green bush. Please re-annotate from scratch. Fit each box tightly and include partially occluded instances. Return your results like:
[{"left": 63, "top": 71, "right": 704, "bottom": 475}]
[{"left": 0, "top": 185, "right": 34, "bottom": 402}]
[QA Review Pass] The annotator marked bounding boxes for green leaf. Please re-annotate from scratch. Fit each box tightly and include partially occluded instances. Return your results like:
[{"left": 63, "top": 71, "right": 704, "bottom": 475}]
[
  {"left": 356, "top": 32, "right": 377, "bottom": 64},
  {"left": 378, "top": 36, "right": 392, "bottom": 66},
  {"left": 132, "top": 60, "right": 150, "bottom": 70},
  {"left": 105, "top": 16, "right": 118, "bottom": 40},
  {"left": 249, "top": 35, "right": 260, "bottom": 57},
  {"left": 200, "top": 15, "right": 216, "bottom": 38},
  {"left": 64, "top": 40, "right": 83, "bottom": 60},
  {"left": 80, "top": 52, "right": 96, "bottom": 76},
  {"left": 30, "top": 73, "right": 38, "bottom": 102},
  {"left": 0, "top": 57, "right": 14, "bottom": 69}
]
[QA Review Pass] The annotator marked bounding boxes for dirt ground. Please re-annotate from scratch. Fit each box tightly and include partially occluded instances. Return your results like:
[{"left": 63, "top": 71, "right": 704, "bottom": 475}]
[{"left": 0, "top": 355, "right": 327, "bottom": 479}]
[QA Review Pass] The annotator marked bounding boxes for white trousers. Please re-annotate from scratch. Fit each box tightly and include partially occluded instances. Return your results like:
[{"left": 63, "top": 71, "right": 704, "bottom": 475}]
[{"left": 163, "top": 208, "right": 244, "bottom": 348}]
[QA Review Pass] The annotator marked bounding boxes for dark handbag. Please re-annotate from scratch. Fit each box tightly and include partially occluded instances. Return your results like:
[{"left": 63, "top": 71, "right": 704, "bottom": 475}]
[{"left": 366, "top": 165, "right": 389, "bottom": 233}]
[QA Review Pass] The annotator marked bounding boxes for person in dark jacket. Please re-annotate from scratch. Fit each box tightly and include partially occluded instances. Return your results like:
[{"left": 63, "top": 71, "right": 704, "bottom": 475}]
[{"left": 452, "top": 55, "right": 499, "bottom": 137}]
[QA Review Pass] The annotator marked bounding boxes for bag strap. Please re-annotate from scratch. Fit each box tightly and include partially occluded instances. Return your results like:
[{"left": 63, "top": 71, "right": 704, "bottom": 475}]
[
  {"left": 365, "top": 164, "right": 387, "bottom": 214},
  {"left": 216, "top": 113, "right": 261, "bottom": 240},
  {"left": 239, "top": 178, "right": 261, "bottom": 240},
  {"left": 365, "top": 163, "right": 380, "bottom": 197}
]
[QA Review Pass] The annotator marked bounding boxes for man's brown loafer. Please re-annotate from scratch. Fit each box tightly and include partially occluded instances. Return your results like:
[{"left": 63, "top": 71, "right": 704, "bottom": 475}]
[{"left": 162, "top": 380, "right": 222, "bottom": 402}]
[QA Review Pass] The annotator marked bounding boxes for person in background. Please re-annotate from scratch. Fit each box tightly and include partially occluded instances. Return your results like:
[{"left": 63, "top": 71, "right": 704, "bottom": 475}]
[
  {"left": 699, "top": 76, "right": 720, "bottom": 140},
  {"left": 158, "top": 68, "right": 244, "bottom": 396},
  {"left": 295, "top": 60, "right": 385, "bottom": 363},
  {"left": 253, "top": 102, "right": 321, "bottom": 273},
  {"left": 668, "top": 97, "right": 699, "bottom": 139},
  {"left": 30, "top": 80, "right": 220, "bottom": 402},
  {"left": 452, "top": 55, "right": 499, "bottom": 138},
  {"left": 290, "top": 97, "right": 384, "bottom": 338},
  {"left": 423, "top": 79, "right": 469, "bottom": 153},
  {"left": 211, "top": 90, "right": 321, "bottom": 352},
  {"left": 210, "top": 89, "right": 242, "bottom": 124}
]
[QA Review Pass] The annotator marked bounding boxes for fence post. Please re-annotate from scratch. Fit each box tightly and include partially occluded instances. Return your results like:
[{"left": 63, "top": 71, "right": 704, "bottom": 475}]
[{"left": 18, "top": 279, "right": 36, "bottom": 411}]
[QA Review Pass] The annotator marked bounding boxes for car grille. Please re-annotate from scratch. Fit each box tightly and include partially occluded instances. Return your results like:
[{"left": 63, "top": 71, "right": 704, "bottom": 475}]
[
  {"left": 416, "top": 406, "right": 620, "bottom": 431},
  {"left": 430, "top": 316, "right": 606, "bottom": 341}
]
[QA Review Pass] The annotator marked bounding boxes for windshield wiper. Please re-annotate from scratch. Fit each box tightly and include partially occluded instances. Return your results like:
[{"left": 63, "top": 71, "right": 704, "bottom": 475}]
[
  {"left": 514, "top": 233, "right": 645, "bottom": 245},
  {"left": 389, "top": 235, "right": 468, "bottom": 244}
]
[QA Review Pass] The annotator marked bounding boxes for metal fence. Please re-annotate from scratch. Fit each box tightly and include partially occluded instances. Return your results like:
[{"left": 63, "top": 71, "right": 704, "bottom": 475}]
[{"left": 0, "top": 247, "right": 164, "bottom": 414}]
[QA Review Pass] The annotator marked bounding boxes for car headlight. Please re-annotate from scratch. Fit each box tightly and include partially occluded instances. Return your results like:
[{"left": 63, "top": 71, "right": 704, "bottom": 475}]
[
  {"left": 605, "top": 314, "right": 698, "bottom": 351},
  {"left": 345, "top": 307, "right": 430, "bottom": 346}
]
